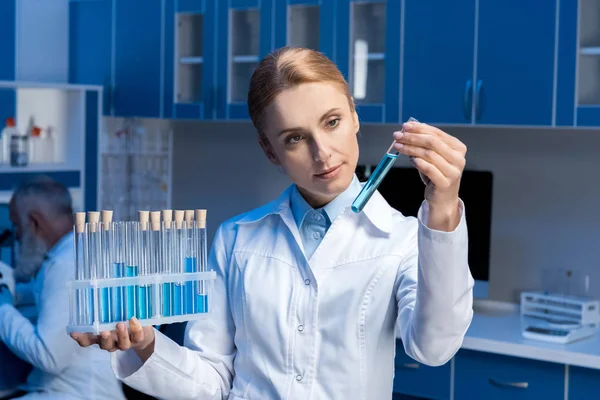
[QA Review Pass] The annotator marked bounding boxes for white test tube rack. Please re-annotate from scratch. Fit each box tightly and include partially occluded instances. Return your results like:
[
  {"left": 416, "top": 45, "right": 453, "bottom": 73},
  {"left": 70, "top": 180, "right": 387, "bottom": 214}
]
[{"left": 67, "top": 209, "right": 216, "bottom": 334}]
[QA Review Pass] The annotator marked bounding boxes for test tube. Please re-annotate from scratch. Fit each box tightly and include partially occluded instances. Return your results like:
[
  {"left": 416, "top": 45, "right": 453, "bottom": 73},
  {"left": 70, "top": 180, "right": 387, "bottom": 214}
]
[
  {"left": 111, "top": 222, "right": 125, "bottom": 322},
  {"left": 124, "top": 221, "right": 139, "bottom": 320},
  {"left": 161, "top": 210, "right": 173, "bottom": 317},
  {"left": 73, "top": 212, "right": 88, "bottom": 325},
  {"left": 196, "top": 209, "right": 208, "bottom": 313},
  {"left": 351, "top": 117, "right": 419, "bottom": 213},
  {"left": 99, "top": 210, "right": 113, "bottom": 323},
  {"left": 149, "top": 211, "right": 162, "bottom": 318},
  {"left": 137, "top": 211, "right": 150, "bottom": 319},
  {"left": 174, "top": 210, "right": 185, "bottom": 316},
  {"left": 87, "top": 211, "right": 101, "bottom": 325},
  {"left": 183, "top": 210, "right": 196, "bottom": 314}
]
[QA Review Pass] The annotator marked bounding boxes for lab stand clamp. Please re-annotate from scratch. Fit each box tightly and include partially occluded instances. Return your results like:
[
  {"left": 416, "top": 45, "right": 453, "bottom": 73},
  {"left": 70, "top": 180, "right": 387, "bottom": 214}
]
[{"left": 67, "top": 209, "right": 216, "bottom": 334}]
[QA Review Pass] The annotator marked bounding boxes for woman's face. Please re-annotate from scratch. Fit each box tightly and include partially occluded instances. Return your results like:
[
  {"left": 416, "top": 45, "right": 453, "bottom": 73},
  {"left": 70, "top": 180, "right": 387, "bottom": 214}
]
[{"left": 261, "top": 82, "right": 360, "bottom": 208}]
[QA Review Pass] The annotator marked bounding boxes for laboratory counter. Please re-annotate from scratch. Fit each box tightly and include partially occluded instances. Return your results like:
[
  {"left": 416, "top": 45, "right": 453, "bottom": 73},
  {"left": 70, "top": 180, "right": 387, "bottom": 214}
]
[{"left": 464, "top": 299, "right": 600, "bottom": 370}]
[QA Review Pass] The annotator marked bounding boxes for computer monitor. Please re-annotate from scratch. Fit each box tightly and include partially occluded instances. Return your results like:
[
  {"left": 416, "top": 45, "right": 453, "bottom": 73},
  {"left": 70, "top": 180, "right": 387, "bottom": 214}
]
[{"left": 356, "top": 165, "right": 493, "bottom": 282}]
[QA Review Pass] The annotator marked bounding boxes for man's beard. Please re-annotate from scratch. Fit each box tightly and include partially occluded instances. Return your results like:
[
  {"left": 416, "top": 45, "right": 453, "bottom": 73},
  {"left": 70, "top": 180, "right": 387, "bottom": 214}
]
[{"left": 14, "top": 227, "right": 48, "bottom": 282}]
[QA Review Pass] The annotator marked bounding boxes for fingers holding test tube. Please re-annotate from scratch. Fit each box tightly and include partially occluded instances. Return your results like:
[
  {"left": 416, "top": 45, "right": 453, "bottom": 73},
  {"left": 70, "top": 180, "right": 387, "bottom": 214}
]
[{"left": 392, "top": 121, "right": 467, "bottom": 231}]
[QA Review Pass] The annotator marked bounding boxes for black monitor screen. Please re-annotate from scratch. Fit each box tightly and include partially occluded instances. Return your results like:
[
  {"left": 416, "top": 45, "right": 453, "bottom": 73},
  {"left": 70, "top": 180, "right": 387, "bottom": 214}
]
[{"left": 356, "top": 166, "right": 493, "bottom": 281}]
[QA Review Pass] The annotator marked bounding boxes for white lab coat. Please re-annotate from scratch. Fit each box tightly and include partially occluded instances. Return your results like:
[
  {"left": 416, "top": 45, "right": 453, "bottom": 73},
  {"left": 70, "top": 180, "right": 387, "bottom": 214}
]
[
  {"left": 0, "top": 232, "right": 126, "bottom": 400},
  {"left": 112, "top": 184, "right": 474, "bottom": 400}
]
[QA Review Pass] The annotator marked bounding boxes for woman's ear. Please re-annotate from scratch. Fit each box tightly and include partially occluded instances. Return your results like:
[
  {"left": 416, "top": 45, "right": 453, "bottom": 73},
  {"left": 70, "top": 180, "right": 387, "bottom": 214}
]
[{"left": 258, "top": 134, "right": 281, "bottom": 166}]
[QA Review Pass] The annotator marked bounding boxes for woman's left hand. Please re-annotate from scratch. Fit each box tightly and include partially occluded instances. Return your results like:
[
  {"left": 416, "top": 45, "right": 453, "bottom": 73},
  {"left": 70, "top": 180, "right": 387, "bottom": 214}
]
[{"left": 392, "top": 121, "right": 467, "bottom": 231}]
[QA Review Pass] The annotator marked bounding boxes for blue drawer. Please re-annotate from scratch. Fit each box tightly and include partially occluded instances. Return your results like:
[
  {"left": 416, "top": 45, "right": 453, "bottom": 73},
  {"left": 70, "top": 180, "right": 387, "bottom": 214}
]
[
  {"left": 454, "top": 350, "right": 565, "bottom": 400},
  {"left": 393, "top": 342, "right": 451, "bottom": 400},
  {"left": 569, "top": 366, "right": 600, "bottom": 399}
]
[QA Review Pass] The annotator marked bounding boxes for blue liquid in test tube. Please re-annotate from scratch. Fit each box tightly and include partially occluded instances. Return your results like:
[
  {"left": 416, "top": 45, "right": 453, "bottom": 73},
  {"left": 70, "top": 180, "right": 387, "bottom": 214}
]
[
  {"left": 125, "top": 265, "right": 138, "bottom": 319},
  {"left": 136, "top": 213, "right": 151, "bottom": 320},
  {"left": 112, "top": 262, "right": 124, "bottom": 321},
  {"left": 184, "top": 257, "right": 196, "bottom": 314},
  {"left": 351, "top": 117, "right": 419, "bottom": 213}
]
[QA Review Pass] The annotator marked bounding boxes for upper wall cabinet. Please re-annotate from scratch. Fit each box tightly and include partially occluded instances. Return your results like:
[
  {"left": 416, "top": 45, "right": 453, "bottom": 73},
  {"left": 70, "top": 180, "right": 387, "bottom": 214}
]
[
  {"left": 215, "top": 0, "right": 273, "bottom": 120},
  {"left": 337, "top": 0, "right": 401, "bottom": 124},
  {"left": 402, "top": 0, "right": 556, "bottom": 127},
  {"left": 163, "top": 0, "right": 218, "bottom": 119},
  {"left": 0, "top": 0, "right": 16, "bottom": 123},
  {"left": 557, "top": 0, "right": 600, "bottom": 127}
]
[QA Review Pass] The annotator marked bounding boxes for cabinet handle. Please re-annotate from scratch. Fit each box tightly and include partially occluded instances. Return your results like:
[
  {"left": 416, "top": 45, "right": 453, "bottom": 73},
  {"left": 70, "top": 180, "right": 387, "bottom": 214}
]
[
  {"left": 400, "top": 363, "right": 420, "bottom": 369},
  {"left": 475, "top": 79, "right": 484, "bottom": 121},
  {"left": 488, "top": 378, "right": 528, "bottom": 389},
  {"left": 463, "top": 80, "right": 473, "bottom": 121}
]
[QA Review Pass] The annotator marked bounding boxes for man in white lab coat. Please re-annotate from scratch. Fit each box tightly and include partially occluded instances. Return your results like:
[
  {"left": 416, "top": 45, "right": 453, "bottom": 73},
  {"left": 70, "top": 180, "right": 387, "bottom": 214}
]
[{"left": 0, "top": 177, "right": 125, "bottom": 399}]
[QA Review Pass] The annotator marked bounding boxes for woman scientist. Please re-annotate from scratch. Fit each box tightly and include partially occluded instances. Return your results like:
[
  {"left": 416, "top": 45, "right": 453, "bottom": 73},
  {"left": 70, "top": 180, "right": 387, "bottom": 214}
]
[{"left": 72, "top": 46, "right": 474, "bottom": 400}]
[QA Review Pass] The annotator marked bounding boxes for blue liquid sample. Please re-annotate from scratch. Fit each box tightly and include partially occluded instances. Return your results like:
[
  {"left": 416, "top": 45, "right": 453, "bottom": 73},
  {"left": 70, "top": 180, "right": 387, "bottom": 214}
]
[
  {"left": 137, "top": 286, "right": 148, "bottom": 319},
  {"left": 196, "top": 294, "right": 208, "bottom": 313},
  {"left": 125, "top": 266, "right": 138, "bottom": 320},
  {"left": 172, "top": 284, "right": 183, "bottom": 316},
  {"left": 351, "top": 152, "right": 398, "bottom": 213},
  {"left": 112, "top": 263, "right": 124, "bottom": 322},
  {"left": 163, "top": 283, "right": 172, "bottom": 317},
  {"left": 100, "top": 287, "right": 110, "bottom": 323},
  {"left": 184, "top": 257, "right": 196, "bottom": 314}
]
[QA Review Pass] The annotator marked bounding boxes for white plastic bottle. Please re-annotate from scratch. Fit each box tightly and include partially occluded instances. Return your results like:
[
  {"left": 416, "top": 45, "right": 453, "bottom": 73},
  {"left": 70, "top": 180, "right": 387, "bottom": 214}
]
[{"left": 0, "top": 118, "right": 19, "bottom": 165}]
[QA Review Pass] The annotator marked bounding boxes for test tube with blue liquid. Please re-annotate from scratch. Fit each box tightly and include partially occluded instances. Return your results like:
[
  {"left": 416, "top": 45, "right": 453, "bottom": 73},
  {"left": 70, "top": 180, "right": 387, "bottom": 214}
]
[
  {"left": 136, "top": 211, "right": 151, "bottom": 320},
  {"left": 124, "top": 221, "right": 139, "bottom": 320},
  {"left": 111, "top": 222, "right": 125, "bottom": 322},
  {"left": 73, "top": 213, "right": 89, "bottom": 325},
  {"left": 149, "top": 211, "right": 163, "bottom": 318},
  {"left": 173, "top": 211, "right": 185, "bottom": 316},
  {"left": 196, "top": 209, "right": 208, "bottom": 313},
  {"left": 161, "top": 210, "right": 174, "bottom": 317},
  {"left": 351, "top": 117, "right": 419, "bottom": 213},
  {"left": 182, "top": 210, "right": 196, "bottom": 314},
  {"left": 86, "top": 212, "right": 101, "bottom": 325},
  {"left": 99, "top": 210, "right": 113, "bottom": 323}
]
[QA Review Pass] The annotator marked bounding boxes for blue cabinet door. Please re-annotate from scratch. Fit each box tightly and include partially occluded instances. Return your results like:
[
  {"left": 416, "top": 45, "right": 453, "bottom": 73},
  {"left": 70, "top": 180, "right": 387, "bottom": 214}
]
[
  {"left": 555, "top": 0, "right": 577, "bottom": 126},
  {"left": 337, "top": 0, "right": 402, "bottom": 123},
  {"left": 216, "top": 0, "right": 273, "bottom": 120},
  {"left": 569, "top": 366, "right": 600, "bottom": 399},
  {"left": 392, "top": 341, "right": 451, "bottom": 400},
  {"left": 273, "top": 0, "right": 335, "bottom": 60},
  {"left": 454, "top": 350, "right": 565, "bottom": 400},
  {"left": 164, "top": 0, "right": 217, "bottom": 119},
  {"left": 68, "top": 0, "right": 113, "bottom": 116},
  {"left": 474, "top": 0, "right": 556, "bottom": 126},
  {"left": 0, "top": 0, "right": 16, "bottom": 122},
  {"left": 402, "top": 0, "right": 475, "bottom": 125},
  {"left": 114, "top": 0, "right": 163, "bottom": 118}
]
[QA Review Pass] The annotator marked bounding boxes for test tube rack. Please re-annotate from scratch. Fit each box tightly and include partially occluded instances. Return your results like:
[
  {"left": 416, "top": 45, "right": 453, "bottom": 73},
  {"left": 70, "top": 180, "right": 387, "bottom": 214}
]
[{"left": 67, "top": 209, "right": 216, "bottom": 334}]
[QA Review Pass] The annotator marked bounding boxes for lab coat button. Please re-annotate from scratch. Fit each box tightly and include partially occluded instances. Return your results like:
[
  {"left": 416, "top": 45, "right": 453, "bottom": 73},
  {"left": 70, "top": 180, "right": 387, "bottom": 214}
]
[
  {"left": 297, "top": 325, "right": 304, "bottom": 332},
  {"left": 304, "top": 279, "right": 310, "bottom": 285},
  {"left": 312, "top": 231, "right": 320, "bottom": 239},
  {"left": 314, "top": 213, "right": 322, "bottom": 221},
  {"left": 296, "top": 374, "right": 303, "bottom": 382}
]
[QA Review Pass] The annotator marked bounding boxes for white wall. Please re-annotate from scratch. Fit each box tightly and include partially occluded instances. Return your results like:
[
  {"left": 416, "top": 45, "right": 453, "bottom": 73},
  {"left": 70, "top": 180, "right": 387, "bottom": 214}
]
[
  {"left": 168, "top": 120, "right": 600, "bottom": 304},
  {"left": 16, "top": 0, "right": 69, "bottom": 82}
]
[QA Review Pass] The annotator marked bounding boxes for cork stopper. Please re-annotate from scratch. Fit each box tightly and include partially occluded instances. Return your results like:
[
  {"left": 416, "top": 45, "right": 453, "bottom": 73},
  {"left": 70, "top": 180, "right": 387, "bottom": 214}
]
[
  {"left": 87, "top": 211, "right": 100, "bottom": 232},
  {"left": 150, "top": 211, "right": 161, "bottom": 231},
  {"left": 195, "top": 209, "right": 207, "bottom": 228},
  {"left": 74, "top": 212, "right": 86, "bottom": 233},
  {"left": 138, "top": 210, "right": 149, "bottom": 230},
  {"left": 184, "top": 210, "right": 194, "bottom": 223},
  {"left": 101, "top": 210, "right": 113, "bottom": 230},
  {"left": 162, "top": 209, "right": 173, "bottom": 229},
  {"left": 174, "top": 210, "right": 184, "bottom": 229}
]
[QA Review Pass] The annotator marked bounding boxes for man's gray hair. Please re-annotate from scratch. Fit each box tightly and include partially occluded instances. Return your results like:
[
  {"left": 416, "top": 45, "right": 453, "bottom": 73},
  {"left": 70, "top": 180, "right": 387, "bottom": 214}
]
[{"left": 12, "top": 176, "right": 73, "bottom": 220}]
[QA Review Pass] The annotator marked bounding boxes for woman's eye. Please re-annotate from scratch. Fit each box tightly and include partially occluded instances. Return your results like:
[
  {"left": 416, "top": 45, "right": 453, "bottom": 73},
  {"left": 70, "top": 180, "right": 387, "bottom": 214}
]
[
  {"left": 327, "top": 118, "right": 340, "bottom": 128},
  {"left": 287, "top": 135, "right": 303, "bottom": 144}
]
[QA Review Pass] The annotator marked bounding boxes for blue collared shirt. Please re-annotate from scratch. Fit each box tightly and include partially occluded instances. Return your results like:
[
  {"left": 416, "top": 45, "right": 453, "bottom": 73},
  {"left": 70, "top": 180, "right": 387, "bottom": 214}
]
[{"left": 290, "top": 174, "right": 363, "bottom": 259}]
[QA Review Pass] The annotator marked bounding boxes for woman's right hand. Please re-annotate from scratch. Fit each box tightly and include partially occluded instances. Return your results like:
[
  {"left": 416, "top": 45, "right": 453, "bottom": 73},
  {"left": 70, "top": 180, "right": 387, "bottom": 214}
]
[{"left": 70, "top": 317, "right": 156, "bottom": 362}]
